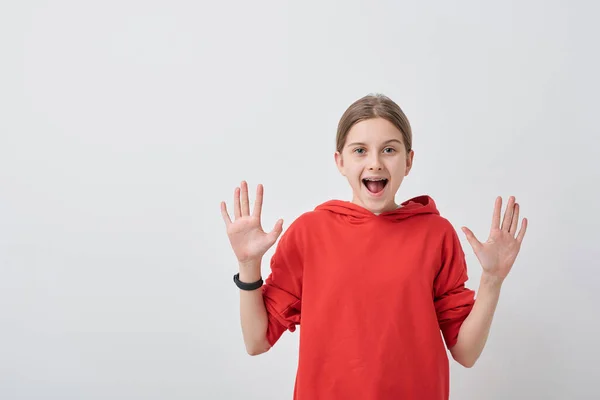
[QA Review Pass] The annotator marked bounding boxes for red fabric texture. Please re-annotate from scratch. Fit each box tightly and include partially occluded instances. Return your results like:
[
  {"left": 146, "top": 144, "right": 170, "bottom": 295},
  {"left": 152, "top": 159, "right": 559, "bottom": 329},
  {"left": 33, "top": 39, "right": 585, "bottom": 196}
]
[{"left": 261, "top": 195, "right": 475, "bottom": 400}]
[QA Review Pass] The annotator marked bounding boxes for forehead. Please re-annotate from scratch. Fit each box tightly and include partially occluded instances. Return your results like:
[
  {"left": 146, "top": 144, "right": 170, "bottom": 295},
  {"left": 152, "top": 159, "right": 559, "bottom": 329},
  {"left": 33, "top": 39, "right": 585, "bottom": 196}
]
[{"left": 345, "top": 118, "right": 403, "bottom": 145}]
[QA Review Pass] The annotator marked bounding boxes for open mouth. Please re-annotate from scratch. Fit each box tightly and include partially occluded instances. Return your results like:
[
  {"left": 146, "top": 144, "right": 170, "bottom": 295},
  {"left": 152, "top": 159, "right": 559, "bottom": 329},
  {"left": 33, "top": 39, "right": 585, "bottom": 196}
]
[{"left": 362, "top": 178, "right": 388, "bottom": 195}]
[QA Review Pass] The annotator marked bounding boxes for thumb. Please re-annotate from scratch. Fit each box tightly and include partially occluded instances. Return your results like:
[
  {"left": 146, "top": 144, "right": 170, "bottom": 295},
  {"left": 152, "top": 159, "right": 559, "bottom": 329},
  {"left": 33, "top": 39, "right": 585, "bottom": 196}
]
[
  {"left": 267, "top": 219, "right": 284, "bottom": 244},
  {"left": 461, "top": 226, "right": 482, "bottom": 250}
]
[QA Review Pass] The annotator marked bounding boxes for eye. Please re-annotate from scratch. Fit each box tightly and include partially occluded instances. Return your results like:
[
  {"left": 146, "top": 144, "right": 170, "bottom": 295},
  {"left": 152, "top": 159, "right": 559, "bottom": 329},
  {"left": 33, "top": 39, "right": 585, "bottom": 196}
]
[
  {"left": 383, "top": 147, "right": 396, "bottom": 154},
  {"left": 353, "top": 148, "right": 365, "bottom": 154}
]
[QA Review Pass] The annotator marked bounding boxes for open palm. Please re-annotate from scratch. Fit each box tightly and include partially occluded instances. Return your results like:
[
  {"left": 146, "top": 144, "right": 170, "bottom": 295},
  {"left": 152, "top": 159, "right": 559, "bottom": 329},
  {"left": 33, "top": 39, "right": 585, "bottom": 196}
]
[
  {"left": 461, "top": 196, "right": 528, "bottom": 280},
  {"left": 220, "top": 181, "right": 283, "bottom": 264}
]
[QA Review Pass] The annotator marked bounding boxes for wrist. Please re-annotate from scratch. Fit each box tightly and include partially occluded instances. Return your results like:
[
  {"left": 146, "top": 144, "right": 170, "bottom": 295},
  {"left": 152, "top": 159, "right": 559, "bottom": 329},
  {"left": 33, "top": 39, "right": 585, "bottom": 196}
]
[
  {"left": 238, "top": 259, "right": 262, "bottom": 282},
  {"left": 239, "top": 258, "right": 261, "bottom": 270},
  {"left": 480, "top": 273, "right": 504, "bottom": 288}
]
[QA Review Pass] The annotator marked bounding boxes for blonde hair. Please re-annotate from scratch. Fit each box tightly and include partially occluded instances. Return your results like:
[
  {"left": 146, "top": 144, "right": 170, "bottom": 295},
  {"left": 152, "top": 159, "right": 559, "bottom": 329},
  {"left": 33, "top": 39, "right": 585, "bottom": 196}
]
[{"left": 336, "top": 93, "right": 413, "bottom": 155}]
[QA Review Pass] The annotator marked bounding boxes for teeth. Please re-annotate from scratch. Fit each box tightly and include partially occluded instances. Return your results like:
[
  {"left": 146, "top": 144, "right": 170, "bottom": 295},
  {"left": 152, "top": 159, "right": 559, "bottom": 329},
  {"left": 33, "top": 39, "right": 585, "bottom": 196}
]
[{"left": 364, "top": 178, "right": 387, "bottom": 181}]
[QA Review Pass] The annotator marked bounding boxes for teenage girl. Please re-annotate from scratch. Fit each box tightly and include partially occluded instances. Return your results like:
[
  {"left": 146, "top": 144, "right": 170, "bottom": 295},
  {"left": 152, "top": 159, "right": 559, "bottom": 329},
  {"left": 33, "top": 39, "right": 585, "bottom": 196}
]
[{"left": 220, "top": 93, "right": 528, "bottom": 400}]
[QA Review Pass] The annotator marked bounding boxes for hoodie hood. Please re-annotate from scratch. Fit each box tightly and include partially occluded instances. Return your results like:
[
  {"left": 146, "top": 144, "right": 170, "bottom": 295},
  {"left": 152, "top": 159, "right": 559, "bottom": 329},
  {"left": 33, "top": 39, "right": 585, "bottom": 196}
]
[{"left": 314, "top": 195, "right": 440, "bottom": 224}]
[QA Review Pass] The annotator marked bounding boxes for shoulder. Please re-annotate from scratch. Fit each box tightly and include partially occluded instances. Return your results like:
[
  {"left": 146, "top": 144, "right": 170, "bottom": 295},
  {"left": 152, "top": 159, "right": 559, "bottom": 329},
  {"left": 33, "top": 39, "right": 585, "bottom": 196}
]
[
  {"left": 281, "top": 210, "right": 320, "bottom": 237},
  {"left": 276, "top": 208, "right": 333, "bottom": 250},
  {"left": 410, "top": 214, "right": 463, "bottom": 252},
  {"left": 412, "top": 212, "right": 457, "bottom": 234},
  {"left": 274, "top": 210, "right": 318, "bottom": 245},
  {"left": 432, "top": 215, "right": 459, "bottom": 233}
]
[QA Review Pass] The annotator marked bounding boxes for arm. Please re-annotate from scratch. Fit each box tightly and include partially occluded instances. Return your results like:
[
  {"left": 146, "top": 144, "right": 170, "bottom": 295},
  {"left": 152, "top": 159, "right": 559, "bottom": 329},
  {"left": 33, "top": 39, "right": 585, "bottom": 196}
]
[
  {"left": 238, "top": 259, "right": 271, "bottom": 356},
  {"left": 449, "top": 274, "right": 502, "bottom": 367},
  {"left": 220, "top": 182, "right": 284, "bottom": 356},
  {"left": 452, "top": 196, "right": 528, "bottom": 367}
]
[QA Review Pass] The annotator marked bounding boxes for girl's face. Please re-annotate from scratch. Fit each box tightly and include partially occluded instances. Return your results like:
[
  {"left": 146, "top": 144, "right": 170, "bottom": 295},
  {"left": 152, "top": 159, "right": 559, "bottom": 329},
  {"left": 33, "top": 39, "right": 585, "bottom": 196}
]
[{"left": 335, "top": 117, "right": 414, "bottom": 215}]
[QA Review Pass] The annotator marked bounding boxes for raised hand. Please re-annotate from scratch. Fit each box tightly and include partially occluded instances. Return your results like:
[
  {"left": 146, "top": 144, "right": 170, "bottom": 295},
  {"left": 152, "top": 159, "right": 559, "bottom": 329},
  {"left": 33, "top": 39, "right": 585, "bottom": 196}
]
[
  {"left": 461, "top": 196, "right": 528, "bottom": 281},
  {"left": 220, "top": 181, "right": 284, "bottom": 265}
]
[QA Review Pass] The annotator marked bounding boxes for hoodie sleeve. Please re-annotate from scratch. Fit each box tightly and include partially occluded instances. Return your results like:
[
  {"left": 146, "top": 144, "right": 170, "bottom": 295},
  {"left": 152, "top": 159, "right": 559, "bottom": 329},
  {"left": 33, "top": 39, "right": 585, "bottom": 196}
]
[
  {"left": 261, "top": 219, "right": 304, "bottom": 347},
  {"left": 433, "top": 224, "right": 475, "bottom": 349}
]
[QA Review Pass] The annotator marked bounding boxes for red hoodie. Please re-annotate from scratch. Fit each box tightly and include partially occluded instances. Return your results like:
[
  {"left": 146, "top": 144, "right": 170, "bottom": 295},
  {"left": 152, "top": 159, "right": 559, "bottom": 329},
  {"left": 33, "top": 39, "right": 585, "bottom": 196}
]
[{"left": 261, "top": 195, "right": 475, "bottom": 400}]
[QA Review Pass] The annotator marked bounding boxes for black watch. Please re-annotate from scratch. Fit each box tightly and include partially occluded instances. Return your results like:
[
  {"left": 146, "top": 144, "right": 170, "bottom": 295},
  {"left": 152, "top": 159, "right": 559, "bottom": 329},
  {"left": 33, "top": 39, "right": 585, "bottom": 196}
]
[{"left": 233, "top": 273, "right": 263, "bottom": 291}]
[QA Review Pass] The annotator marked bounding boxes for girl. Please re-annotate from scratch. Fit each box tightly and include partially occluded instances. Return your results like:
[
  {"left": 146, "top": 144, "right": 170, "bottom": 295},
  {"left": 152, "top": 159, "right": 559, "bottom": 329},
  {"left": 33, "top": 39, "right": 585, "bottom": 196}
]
[{"left": 220, "top": 94, "right": 528, "bottom": 400}]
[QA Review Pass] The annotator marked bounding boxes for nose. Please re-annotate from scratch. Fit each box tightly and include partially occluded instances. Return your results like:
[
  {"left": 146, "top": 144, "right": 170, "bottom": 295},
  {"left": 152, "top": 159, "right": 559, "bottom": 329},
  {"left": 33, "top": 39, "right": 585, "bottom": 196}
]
[{"left": 367, "top": 153, "right": 383, "bottom": 170}]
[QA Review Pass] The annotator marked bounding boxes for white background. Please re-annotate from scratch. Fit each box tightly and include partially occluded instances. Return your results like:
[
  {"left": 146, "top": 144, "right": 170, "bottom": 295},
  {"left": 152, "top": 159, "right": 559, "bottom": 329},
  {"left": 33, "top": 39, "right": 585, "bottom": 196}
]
[{"left": 1, "top": 1, "right": 598, "bottom": 399}]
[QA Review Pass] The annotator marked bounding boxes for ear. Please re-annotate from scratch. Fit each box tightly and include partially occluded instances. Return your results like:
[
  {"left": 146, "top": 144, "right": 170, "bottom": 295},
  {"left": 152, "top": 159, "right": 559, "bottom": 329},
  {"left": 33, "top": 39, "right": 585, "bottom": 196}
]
[
  {"left": 334, "top": 151, "right": 346, "bottom": 176},
  {"left": 404, "top": 150, "right": 415, "bottom": 176}
]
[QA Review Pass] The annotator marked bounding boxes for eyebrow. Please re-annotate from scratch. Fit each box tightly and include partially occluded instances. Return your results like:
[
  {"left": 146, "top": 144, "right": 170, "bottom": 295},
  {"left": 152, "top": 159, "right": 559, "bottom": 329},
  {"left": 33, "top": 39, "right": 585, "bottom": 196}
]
[{"left": 346, "top": 139, "right": 403, "bottom": 147}]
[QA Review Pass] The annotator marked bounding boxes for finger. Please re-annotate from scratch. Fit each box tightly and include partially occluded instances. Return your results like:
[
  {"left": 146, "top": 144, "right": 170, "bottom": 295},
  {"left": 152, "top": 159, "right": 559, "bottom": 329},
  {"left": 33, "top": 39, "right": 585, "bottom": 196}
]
[
  {"left": 267, "top": 219, "right": 284, "bottom": 244},
  {"left": 491, "top": 196, "right": 502, "bottom": 231},
  {"left": 233, "top": 187, "right": 241, "bottom": 219},
  {"left": 220, "top": 201, "right": 232, "bottom": 226},
  {"left": 241, "top": 181, "right": 250, "bottom": 217},
  {"left": 509, "top": 203, "right": 520, "bottom": 236},
  {"left": 516, "top": 218, "right": 528, "bottom": 243},
  {"left": 461, "top": 226, "right": 482, "bottom": 251},
  {"left": 253, "top": 184, "right": 264, "bottom": 220},
  {"left": 501, "top": 196, "right": 516, "bottom": 231}
]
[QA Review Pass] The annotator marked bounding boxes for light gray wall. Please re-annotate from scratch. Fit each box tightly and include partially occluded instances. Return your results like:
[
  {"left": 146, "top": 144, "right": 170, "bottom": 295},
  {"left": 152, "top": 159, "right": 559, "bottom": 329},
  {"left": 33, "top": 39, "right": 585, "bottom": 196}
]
[{"left": 1, "top": 1, "right": 598, "bottom": 399}]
